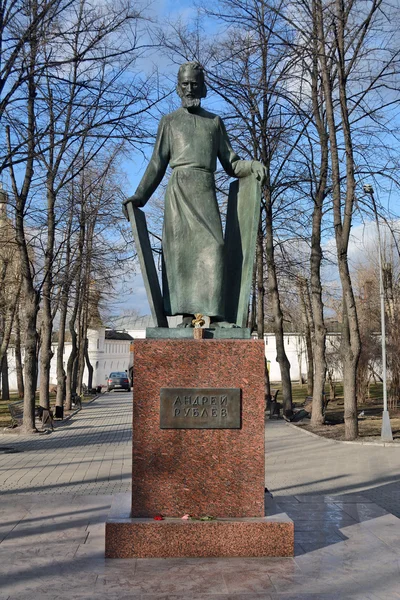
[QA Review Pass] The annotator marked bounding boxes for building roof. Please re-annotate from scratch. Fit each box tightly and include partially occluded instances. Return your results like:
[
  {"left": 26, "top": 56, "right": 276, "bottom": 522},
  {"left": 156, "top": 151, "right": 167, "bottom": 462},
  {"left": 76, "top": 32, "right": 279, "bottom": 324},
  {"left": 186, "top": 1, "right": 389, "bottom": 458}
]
[
  {"left": 105, "top": 330, "right": 134, "bottom": 341},
  {"left": 112, "top": 315, "right": 155, "bottom": 330}
]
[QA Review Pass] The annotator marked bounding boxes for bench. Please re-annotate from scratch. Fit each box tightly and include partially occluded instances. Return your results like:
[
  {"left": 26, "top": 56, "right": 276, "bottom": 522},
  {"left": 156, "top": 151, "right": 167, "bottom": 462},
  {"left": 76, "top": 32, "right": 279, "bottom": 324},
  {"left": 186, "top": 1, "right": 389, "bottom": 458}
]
[
  {"left": 266, "top": 389, "right": 281, "bottom": 419},
  {"left": 71, "top": 393, "right": 82, "bottom": 409},
  {"left": 8, "top": 401, "right": 54, "bottom": 430},
  {"left": 36, "top": 406, "right": 54, "bottom": 430},
  {"left": 8, "top": 400, "right": 24, "bottom": 427}
]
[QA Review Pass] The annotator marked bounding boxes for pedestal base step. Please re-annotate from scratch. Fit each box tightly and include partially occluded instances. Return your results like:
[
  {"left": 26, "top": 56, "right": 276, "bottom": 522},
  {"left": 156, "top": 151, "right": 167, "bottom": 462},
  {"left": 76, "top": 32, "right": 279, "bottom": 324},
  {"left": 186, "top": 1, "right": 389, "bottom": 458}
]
[{"left": 105, "top": 495, "right": 294, "bottom": 558}]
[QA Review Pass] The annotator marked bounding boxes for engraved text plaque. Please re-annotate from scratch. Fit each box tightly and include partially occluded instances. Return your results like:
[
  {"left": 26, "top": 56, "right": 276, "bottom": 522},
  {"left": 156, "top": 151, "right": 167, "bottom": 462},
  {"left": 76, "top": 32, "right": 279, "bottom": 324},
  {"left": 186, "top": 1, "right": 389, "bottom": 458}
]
[{"left": 160, "top": 388, "right": 241, "bottom": 429}]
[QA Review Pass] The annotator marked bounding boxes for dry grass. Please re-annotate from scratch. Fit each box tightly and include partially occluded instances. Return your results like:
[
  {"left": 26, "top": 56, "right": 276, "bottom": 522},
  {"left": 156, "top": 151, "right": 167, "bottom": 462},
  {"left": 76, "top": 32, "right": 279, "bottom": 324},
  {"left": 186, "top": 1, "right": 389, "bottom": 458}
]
[
  {"left": 297, "top": 416, "right": 400, "bottom": 441},
  {"left": 0, "top": 392, "right": 97, "bottom": 428},
  {"left": 288, "top": 382, "right": 400, "bottom": 441}
]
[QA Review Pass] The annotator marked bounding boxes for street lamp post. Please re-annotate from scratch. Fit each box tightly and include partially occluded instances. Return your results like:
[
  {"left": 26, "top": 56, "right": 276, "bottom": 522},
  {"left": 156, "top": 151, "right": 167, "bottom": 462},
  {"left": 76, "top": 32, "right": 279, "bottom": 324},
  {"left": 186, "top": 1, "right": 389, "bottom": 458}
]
[{"left": 363, "top": 184, "right": 393, "bottom": 442}]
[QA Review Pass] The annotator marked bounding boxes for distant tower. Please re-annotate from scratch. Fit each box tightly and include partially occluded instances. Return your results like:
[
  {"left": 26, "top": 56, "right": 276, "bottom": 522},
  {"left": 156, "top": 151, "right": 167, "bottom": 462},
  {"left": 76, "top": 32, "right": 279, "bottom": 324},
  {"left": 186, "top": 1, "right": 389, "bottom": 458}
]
[{"left": 88, "top": 282, "right": 103, "bottom": 328}]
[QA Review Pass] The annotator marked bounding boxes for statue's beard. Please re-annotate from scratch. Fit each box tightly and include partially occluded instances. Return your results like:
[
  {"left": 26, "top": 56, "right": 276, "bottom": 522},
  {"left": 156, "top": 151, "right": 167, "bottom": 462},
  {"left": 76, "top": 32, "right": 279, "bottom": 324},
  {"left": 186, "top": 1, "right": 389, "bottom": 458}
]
[{"left": 181, "top": 97, "right": 201, "bottom": 109}]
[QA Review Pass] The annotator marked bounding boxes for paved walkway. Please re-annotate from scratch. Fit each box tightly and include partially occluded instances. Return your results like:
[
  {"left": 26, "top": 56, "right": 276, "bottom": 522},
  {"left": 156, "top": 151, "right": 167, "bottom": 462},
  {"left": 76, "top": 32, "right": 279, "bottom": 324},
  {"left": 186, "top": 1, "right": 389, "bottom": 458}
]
[
  {"left": 266, "top": 421, "right": 400, "bottom": 518},
  {"left": 0, "top": 393, "right": 399, "bottom": 600},
  {"left": 0, "top": 393, "right": 131, "bottom": 495}
]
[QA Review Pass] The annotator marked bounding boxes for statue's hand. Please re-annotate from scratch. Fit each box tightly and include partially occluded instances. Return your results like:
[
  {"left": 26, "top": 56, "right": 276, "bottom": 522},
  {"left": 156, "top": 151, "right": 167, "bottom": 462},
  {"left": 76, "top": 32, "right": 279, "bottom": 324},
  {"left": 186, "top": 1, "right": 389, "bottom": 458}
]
[
  {"left": 122, "top": 195, "right": 144, "bottom": 220},
  {"left": 251, "top": 161, "right": 267, "bottom": 185}
]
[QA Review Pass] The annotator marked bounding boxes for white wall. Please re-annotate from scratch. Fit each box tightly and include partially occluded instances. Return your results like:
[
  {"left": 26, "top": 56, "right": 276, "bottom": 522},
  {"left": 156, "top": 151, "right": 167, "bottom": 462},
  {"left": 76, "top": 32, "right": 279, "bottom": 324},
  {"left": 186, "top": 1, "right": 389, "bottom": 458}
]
[
  {"left": 6, "top": 328, "right": 133, "bottom": 391},
  {"left": 102, "top": 339, "right": 132, "bottom": 383},
  {"left": 264, "top": 333, "right": 343, "bottom": 383},
  {"left": 4, "top": 329, "right": 344, "bottom": 390},
  {"left": 264, "top": 334, "right": 305, "bottom": 382}
]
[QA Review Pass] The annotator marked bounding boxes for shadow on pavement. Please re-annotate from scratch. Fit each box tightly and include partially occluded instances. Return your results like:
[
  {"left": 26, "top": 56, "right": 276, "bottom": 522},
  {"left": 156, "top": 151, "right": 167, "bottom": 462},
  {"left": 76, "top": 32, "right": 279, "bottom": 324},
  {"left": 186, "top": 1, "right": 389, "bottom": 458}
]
[{"left": 266, "top": 478, "right": 400, "bottom": 558}]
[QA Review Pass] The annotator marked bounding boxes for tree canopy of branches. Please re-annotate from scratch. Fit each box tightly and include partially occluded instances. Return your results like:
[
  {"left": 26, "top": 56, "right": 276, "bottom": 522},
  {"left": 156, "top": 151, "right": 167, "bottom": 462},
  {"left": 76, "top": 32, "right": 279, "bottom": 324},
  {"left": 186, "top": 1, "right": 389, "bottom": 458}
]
[
  {"left": 0, "top": 0, "right": 161, "bottom": 432},
  {"left": 159, "top": 0, "right": 400, "bottom": 438}
]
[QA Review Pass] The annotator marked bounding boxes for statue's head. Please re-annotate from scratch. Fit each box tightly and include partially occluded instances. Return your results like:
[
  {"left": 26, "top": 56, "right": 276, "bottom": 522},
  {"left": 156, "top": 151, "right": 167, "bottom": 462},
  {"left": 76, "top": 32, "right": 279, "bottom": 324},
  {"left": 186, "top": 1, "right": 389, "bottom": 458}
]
[{"left": 177, "top": 61, "right": 207, "bottom": 109}]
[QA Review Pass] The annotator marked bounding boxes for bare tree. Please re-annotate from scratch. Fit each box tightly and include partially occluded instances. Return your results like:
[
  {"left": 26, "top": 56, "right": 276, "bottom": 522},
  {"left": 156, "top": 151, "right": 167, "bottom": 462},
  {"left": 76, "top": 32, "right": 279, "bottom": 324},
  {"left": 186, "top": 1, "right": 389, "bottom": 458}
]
[
  {"left": 61, "top": 152, "right": 128, "bottom": 408},
  {"left": 0, "top": 188, "right": 21, "bottom": 375},
  {"left": 160, "top": 0, "right": 314, "bottom": 415},
  {"left": 33, "top": 0, "right": 159, "bottom": 411},
  {"left": 2, "top": 0, "right": 161, "bottom": 429},
  {"left": 298, "top": 277, "right": 314, "bottom": 396},
  {"left": 264, "top": 0, "right": 400, "bottom": 437},
  {"left": 5, "top": 0, "right": 42, "bottom": 432}
]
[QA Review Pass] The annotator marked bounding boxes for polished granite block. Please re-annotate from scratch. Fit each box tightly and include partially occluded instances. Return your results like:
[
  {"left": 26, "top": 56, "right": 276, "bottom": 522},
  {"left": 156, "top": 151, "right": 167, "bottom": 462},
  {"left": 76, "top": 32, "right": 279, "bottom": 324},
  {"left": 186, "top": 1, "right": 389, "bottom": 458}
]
[
  {"left": 106, "top": 517, "right": 294, "bottom": 559},
  {"left": 106, "top": 494, "right": 294, "bottom": 559},
  {"left": 131, "top": 339, "right": 265, "bottom": 519}
]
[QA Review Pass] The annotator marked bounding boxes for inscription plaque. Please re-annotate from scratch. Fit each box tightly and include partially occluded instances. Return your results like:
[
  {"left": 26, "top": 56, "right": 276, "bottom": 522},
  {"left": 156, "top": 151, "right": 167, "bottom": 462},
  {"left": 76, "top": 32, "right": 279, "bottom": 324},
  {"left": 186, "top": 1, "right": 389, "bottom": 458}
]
[{"left": 160, "top": 388, "right": 241, "bottom": 429}]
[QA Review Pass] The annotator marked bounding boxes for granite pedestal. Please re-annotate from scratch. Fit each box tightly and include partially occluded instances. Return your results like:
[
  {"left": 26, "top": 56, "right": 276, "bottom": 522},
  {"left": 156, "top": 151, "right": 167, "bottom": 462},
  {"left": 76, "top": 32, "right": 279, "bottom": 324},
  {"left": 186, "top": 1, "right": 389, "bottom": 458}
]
[{"left": 105, "top": 339, "right": 294, "bottom": 558}]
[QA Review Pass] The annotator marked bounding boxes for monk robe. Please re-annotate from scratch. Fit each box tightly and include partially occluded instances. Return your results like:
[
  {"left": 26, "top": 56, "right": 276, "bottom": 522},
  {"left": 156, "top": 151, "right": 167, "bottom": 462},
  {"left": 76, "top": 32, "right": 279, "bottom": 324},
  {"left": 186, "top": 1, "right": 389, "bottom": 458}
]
[{"left": 133, "top": 106, "right": 252, "bottom": 318}]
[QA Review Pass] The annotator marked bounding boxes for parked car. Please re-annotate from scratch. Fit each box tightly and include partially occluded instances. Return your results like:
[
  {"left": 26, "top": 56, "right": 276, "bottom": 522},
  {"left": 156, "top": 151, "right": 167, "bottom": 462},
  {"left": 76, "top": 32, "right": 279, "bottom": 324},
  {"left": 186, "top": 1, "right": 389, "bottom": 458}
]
[{"left": 107, "top": 372, "right": 131, "bottom": 392}]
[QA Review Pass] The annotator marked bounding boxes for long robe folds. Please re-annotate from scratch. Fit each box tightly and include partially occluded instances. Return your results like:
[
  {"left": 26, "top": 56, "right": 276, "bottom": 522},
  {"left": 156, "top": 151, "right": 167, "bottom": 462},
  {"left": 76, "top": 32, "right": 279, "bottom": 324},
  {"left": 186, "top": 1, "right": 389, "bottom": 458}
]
[{"left": 134, "top": 107, "right": 252, "bottom": 318}]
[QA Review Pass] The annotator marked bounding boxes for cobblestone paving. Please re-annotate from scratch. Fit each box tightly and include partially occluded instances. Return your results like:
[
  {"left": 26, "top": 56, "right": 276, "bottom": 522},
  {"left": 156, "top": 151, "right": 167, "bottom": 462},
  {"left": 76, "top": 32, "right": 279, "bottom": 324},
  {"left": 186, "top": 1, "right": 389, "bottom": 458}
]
[
  {"left": 0, "top": 394, "right": 399, "bottom": 599},
  {"left": 0, "top": 392, "right": 132, "bottom": 495},
  {"left": 1, "top": 395, "right": 399, "bottom": 513},
  {"left": 0, "top": 491, "right": 399, "bottom": 600},
  {"left": 266, "top": 420, "right": 400, "bottom": 518}
]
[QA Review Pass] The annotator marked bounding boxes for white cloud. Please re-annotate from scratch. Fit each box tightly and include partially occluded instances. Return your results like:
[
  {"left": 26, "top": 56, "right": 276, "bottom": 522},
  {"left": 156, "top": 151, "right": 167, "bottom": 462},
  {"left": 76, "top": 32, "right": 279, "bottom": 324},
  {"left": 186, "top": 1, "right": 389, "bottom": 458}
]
[{"left": 321, "top": 219, "right": 400, "bottom": 295}]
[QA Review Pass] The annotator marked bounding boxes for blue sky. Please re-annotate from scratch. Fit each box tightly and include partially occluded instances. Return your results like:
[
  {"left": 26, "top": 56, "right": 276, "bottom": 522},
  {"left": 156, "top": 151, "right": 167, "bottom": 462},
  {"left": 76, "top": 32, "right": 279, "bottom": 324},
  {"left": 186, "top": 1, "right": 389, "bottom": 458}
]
[
  {"left": 114, "top": 0, "right": 400, "bottom": 320},
  {"left": 117, "top": 0, "right": 215, "bottom": 317}
]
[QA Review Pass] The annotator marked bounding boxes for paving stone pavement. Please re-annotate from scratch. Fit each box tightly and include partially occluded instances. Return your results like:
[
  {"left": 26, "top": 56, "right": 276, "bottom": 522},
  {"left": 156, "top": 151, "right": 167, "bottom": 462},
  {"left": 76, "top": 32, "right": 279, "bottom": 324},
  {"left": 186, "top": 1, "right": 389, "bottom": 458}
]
[
  {"left": 266, "top": 420, "right": 400, "bottom": 518},
  {"left": 0, "top": 392, "right": 399, "bottom": 599},
  {"left": 0, "top": 392, "right": 132, "bottom": 495}
]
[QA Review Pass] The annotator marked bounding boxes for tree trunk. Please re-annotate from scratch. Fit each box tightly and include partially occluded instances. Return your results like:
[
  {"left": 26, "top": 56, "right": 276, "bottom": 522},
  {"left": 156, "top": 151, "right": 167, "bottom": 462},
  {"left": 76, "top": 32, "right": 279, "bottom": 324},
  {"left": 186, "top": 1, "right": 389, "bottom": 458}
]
[
  {"left": 56, "top": 290, "right": 68, "bottom": 411},
  {"left": 0, "top": 281, "right": 21, "bottom": 366},
  {"left": 309, "top": 10, "right": 328, "bottom": 426},
  {"left": 77, "top": 332, "right": 87, "bottom": 394},
  {"left": 66, "top": 274, "right": 81, "bottom": 410},
  {"left": 341, "top": 298, "right": 359, "bottom": 438},
  {"left": 66, "top": 308, "right": 78, "bottom": 411},
  {"left": 264, "top": 356, "right": 272, "bottom": 410},
  {"left": 329, "top": 375, "right": 336, "bottom": 400},
  {"left": 56, "top": 205, "right": 76, "bottom": 411},
  {"left": 256, "top": 216, "right": 265, "bottom": 339},
  {"left": 305, "top": 327, "right": 314, "bottom": 396},
  {"left": 22, "top": 289, "right": 40, "bottom": 432},
  {"left": 39, "top": 312, "right": 53, "bottom": 409},
  {"left": 264, "top": 190, "right": 292, "bottom": 416},
  {"left": 1, "top": 354, "right": 9, "bottom": 400},
  {"left": 76, "top": 293, "right": 86, "bottom": 395},
  {"left": 15, "top": 312, "right": 24, "bottom": 398},
  {"left": 85, "top": 340, "right": 93, "bottom": 390},
  {"left": 39, "top": 179, "right": 56, "bottom": 410},
  {"left": 65, "top": 190, "right": 85, "bottom": 410},
  {"left": 308, "top": 224, "right": 327, "bottom": 424},
  {"left": 77, "top": 219, "right": 94, "bottom": 395},
  {"left": 314, "top": 0, "right": 361, "bottom": 438},
  {"left": 343, "top": 360, "right": 358, "bottom": 438},
  {"left": 72, "top": 353, "right": 79, "bottom": 393},
  {"left": 7, "top": 0, "right": 39, "bottom": 434},
  {"left": 310, "top": 265, "right": 327, "bottom": 426},
  {"left": 299, "top": 279, "right": 314, "bottom": 396}
]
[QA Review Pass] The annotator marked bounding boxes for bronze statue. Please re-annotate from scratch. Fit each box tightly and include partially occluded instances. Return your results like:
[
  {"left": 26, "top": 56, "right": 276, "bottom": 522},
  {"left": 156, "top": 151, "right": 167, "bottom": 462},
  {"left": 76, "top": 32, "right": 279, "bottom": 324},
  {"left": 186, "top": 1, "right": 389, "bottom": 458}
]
[{"left": 123, "top": 62, "right": 266, "bottom": 327}]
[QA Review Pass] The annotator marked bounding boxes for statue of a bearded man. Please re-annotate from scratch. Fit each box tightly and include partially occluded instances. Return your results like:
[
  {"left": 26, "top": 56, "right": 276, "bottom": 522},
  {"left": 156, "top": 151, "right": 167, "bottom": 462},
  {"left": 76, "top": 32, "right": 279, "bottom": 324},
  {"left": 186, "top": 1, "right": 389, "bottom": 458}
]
[{"left": 123, "top": 62, "right": 266, "bottom": 327}]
